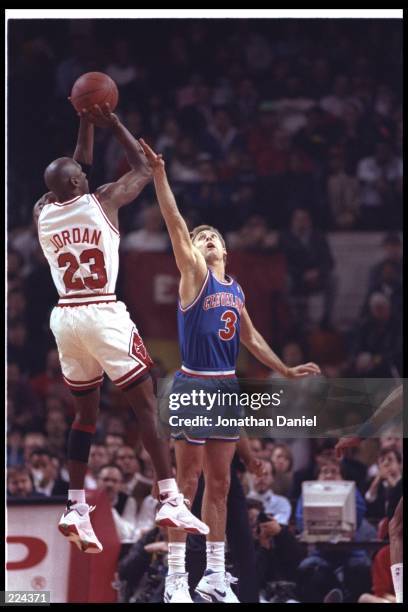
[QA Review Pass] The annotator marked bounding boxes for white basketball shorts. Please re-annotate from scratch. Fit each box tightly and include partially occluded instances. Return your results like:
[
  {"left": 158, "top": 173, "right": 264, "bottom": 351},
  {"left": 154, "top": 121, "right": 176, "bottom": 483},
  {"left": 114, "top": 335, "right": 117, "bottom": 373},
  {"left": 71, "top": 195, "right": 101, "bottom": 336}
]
[{"left": 50, "top": 298, "right": 153, "bottom": 393}]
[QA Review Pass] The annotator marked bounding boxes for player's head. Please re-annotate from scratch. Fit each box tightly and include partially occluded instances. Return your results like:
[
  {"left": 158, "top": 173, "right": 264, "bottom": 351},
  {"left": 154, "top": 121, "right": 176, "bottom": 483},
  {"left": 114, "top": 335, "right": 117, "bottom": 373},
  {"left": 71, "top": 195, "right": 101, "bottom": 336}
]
[
  {"left": 190, "top": 225, "right": 227, "bottom": 266},
  {"left": 44, "top": 157, "right": 88, "bottom": 201}
]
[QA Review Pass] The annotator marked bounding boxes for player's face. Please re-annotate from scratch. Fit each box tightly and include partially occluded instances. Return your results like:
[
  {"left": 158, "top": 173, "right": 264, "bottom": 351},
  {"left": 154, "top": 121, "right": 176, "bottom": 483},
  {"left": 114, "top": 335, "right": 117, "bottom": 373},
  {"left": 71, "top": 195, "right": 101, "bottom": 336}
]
[{"left": 193, "top": 230, "right": 226, "bottom": 263}]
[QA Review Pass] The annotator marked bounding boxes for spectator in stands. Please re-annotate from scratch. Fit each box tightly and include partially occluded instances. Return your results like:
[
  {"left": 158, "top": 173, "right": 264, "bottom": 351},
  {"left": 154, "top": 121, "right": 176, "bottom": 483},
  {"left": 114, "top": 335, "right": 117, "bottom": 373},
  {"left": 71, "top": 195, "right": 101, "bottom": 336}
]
[
  {"left": 358, "top": 545, "right": 396, "bottom": 604},
  {"left": 292, "top": 440, "right": 338, "bottom": 499},
  {"left": 368, "top": 233, "right": 402, "bottom": 290},
  {"left": 121, "top": 204, "right": 169, "bottom": 252},
  {"left": 247, "top": 460, "right": 292, "bottom": 526},
  {"left": 327, "top": 146, "right": 360, "bottom": 229},
  {"left": 168, "top": 136, "right": 200, "bottom": 183},
  {"left": 8, "top": 362, "right": 43, "bottom": 431},
  {"left": 7, "top": 248, "right": 24, "bottom": 292},
  {"left": 9, "top": 217, "right": 40, "bottom": 278},
  {"left": 8, "top": 320, "right": 32, "bottom": 375},
  {"left": 23, "top": 243, "right": 58, "bottom": 370},
  {"left": 155, "top": 116, "right": 181, "bottom": 158},
  {"left": 97, "top": 464, "right": 139, "bottom": 542},
  {"left": 357, "top": 141, "right": 402, "bottom": 229},
  {"left": 270, "top": 443, "right": 294, "bottom": 498},
  {"left": 7, "top": 466, "right": 45, "bottom": 498},
  {"left": 30, "top": 348, "right": 70, "bottom": 406},
  {"left": 105, "top": 39, "right": 140, "bottom": 92},
  {"left": 362, "top": 233, "right": 403, "bottom": 321},
  {"left": 231, "top": 214, "right": 275, "bottom": 252},
  {"left": 118, "top": 526, "right": 168, "bottom": 603},
  {"left": 28, "top": 448, "right": 68, "bottom": 496},
  {"left": 295, "top": 458, "right": 371, "bottom": 602},
  {"left": 44, "top": 400, "right": 69, "bottom": 458},
  {"left": 86, "top": 443, "right": 110, "bottom": 489},
  {"left": 350, "top": 292, "right": 402, "bottom": 378},
  {"left": 203, "top": 106, "right": 242, "bottom": 159},
  {"left": 22, "top": 431, "right": 47, "bottom": 462},
  {"left": 7, "top": 428, "right": 24, "bottom": 467},
  {"left": 114, "top": 446, "right": 158, "bottom": 541},
  {"left": 279, "top": 208, "right": 336, "bottom": 329},
  {"left": 55, "top": 31, "right": 99, "bottom": 98},
  {"left": 114, "top": 446, "right": 142, "bottom": 495},
  {"left": 248, "top": 499, "right": 304, "bottom": 601},
  {"left": 104, "top": 433, "right": 126, "bottom": 462},
  {"left": 365, "top": 446, "right": 402, "bottom": 520}
]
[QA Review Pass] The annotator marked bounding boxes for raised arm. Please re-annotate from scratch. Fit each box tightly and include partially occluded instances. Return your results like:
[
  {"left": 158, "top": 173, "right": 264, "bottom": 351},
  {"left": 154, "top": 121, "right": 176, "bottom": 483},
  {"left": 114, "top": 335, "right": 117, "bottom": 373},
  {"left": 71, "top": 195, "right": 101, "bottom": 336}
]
[
  {"left": 240, "top": 307, "right": 321, "bottom": 378},
  {"left": 73, "top": 113, "right": 94, "bottom": 166},
  {"left": 91, "top": 104, "right": 152, "bottom": 211},
  {"left": 138, "top": 138, "right": 206, "bottom": 278}
]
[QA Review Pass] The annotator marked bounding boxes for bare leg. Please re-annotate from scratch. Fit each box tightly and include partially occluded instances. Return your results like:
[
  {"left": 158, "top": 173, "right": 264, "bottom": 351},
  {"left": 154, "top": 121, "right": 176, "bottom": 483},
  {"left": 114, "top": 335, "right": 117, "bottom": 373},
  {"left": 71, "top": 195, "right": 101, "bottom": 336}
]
[
  {"left": 202, "top": 441, "right": 236, "bottom": 542},
  {"left": 124, "top": 376, "right": 172, "bottom": 481}
]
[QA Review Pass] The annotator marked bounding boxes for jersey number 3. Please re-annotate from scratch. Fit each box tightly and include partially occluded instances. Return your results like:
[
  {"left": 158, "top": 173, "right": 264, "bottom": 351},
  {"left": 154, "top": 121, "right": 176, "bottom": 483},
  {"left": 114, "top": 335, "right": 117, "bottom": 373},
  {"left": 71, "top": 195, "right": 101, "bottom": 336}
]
[
  {"left": 219, "top": 310, "right": 237, "bottom": 341},
  {"left": 58, "top": 248, "right": 107, "bottom": 291}
]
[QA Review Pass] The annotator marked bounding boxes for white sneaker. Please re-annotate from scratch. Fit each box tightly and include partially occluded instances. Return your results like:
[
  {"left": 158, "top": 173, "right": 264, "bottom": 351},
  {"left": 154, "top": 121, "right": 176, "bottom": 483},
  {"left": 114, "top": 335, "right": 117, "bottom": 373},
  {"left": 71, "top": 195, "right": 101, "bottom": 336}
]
[
  {"left": 155, "top": 494, "right": 209, "bottom": 535},
  {"left": 195, "top": 570, "right": 239, "bottom": 603},
  {"left": 164, "top": 573, "right": 193, "bottom": 603},
  {"left": 58, "top": 501, "right": 103, "bottom": 553}
]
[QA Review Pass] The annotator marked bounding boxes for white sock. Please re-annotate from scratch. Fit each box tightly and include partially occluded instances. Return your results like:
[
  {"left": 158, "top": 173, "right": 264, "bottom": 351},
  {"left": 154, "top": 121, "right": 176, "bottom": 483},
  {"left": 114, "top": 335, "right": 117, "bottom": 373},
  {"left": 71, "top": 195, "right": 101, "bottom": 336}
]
[
  {"left": 158, "top": 478, "right": 179, "bottom": 499},
  {"left": 206, "top": 541, "right": 225, "bottom": 574},
  {"left": 168, "top": 542, "right": 186, "bottom": 575},
  {"left": 391, "top": 563, "right": 403, "bottom": 603},
  {"left": 68, "top": 489, "right": 86, "bottom": 505}
]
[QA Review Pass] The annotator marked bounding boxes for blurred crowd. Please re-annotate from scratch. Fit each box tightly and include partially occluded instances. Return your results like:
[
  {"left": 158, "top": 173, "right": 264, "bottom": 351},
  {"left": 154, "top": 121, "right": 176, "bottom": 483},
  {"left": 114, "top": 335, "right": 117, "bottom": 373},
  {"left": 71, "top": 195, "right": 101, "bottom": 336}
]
[
  {"left": 7, "top": 432, "right": 402, "bottom": 603},
  {"left": 7, "top": 17, "right": 403, "bottom": 604}
]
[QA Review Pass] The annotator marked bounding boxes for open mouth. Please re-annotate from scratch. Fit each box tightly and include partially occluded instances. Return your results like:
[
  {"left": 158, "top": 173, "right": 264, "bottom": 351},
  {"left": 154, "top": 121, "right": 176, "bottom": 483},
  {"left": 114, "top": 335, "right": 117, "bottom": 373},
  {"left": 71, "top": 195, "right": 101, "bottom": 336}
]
[{"left": 206, "top": 242, "right": 215, "bottom": 249}]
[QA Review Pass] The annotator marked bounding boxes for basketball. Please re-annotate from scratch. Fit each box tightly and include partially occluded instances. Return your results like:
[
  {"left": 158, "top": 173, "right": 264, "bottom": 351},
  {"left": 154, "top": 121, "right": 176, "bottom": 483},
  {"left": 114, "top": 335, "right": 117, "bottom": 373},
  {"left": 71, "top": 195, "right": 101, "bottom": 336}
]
[{"left": 70, "top": 72, "right": 119, "bottom": 114}]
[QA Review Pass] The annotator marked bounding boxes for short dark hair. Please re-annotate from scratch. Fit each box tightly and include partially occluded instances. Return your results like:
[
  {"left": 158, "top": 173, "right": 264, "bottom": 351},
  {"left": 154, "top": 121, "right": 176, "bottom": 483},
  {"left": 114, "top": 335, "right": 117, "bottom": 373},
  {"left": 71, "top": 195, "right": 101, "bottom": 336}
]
[
  {"left": 378, "top": 446, "right": 402, "bottom": 464},
  {"left": 29, "top": 447, "right": 53, "bottom": 460}
]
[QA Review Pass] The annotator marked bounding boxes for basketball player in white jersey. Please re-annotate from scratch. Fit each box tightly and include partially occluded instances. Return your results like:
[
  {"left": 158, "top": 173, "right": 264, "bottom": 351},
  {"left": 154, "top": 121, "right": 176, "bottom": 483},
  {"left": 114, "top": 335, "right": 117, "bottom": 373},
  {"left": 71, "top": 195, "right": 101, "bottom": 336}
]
[{"left": 35, "top": 104, "right": 208, "bottom": 553}]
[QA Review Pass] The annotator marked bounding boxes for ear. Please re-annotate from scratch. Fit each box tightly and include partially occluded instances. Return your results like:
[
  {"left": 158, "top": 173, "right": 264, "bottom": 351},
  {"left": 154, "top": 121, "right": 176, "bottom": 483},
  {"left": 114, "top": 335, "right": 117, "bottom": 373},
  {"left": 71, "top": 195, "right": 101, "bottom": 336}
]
[{"left": 70, "top": 176, "right": 80, "bottom": 187}]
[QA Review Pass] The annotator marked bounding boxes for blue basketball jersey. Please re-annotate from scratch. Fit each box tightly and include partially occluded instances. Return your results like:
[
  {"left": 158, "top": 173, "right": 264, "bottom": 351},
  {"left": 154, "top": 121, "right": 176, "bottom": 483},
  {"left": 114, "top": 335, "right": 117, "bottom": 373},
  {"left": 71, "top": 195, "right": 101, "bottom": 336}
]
[{"left": 177, "top": 269, "right": 245, "bottom": 375}]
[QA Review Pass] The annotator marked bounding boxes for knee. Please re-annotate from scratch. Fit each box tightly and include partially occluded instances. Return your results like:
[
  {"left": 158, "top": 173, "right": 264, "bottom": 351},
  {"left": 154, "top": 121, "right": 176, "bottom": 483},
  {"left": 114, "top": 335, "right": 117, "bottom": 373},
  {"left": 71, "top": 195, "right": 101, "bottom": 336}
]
[{"left": 206, "top": 474, "right": 231, "bottom": 501}]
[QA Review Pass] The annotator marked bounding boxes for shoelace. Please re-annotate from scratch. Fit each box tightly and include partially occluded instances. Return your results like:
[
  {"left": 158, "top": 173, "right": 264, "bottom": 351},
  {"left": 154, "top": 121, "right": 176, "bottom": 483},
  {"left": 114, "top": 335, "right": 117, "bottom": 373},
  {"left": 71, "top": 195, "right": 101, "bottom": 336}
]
[{"left": 162, "top": 493, "right": 191, "bottom": 508}]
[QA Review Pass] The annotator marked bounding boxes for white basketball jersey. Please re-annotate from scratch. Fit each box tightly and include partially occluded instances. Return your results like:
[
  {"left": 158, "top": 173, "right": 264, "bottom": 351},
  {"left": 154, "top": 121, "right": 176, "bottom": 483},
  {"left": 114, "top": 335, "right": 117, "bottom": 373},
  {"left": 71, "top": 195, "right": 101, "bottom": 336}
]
[{"left": 38, "top": 193, "right": 120, "bottom": 297}]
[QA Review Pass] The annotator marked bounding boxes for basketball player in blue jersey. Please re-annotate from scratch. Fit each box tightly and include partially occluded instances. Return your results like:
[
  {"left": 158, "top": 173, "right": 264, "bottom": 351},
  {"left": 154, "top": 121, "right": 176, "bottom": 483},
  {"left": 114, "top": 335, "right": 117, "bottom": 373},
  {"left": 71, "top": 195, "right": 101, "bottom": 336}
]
[{"left": 139, "top": 139, "right": 321, "bottom": 603}]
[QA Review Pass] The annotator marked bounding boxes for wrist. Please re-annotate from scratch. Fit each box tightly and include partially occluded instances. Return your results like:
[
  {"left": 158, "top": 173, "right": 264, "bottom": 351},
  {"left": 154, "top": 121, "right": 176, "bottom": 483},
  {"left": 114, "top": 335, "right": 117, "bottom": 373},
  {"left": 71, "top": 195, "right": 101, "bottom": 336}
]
[{"left": 281, "top": 364, "right": 290, "bottom": 377}]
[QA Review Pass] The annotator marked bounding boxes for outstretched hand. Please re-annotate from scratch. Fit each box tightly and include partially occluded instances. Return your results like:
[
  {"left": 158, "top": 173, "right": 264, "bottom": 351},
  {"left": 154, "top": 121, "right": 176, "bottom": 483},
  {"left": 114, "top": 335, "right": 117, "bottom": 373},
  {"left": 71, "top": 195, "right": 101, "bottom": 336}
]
[
  {"left": 286, "top": 362, "right": 321, "bottom": 378},
  {"left": 84, "top": 103, "right": 120, "bottom": 128},
  {"left": 139, "top": 139, "right": 165, "bottom": 172}
]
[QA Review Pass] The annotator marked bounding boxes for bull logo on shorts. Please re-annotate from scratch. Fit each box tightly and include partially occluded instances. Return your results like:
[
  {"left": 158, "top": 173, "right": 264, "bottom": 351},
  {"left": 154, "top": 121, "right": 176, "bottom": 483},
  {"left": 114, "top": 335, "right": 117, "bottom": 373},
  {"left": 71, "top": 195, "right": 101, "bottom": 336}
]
[{"left": 131, "top": 330, "right": 147, "bottom": 361}]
